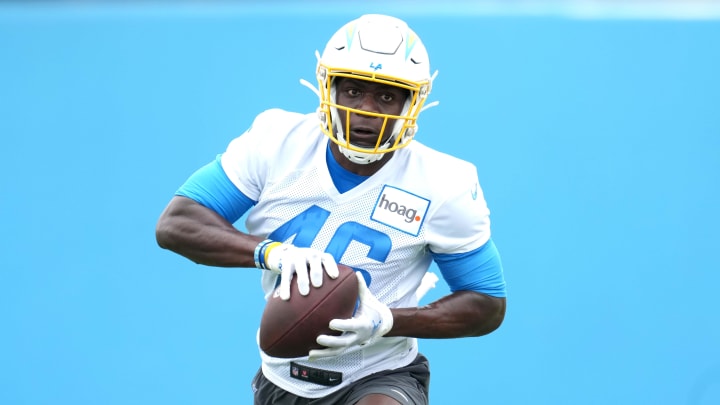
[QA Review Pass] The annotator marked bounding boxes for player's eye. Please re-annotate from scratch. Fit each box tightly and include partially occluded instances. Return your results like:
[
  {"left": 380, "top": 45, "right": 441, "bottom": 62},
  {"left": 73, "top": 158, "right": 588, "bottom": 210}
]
[
  {"left": 380, "top": 94, "right": 394, "bottom": 103},
  {"left": 347, "top": 88, "right": 361, "bottom": 97}
]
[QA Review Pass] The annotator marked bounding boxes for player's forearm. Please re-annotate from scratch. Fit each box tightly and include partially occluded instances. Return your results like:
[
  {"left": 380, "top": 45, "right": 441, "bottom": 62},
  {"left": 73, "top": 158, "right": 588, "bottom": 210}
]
[
  {"left": 387, "top": 291, "right": 506, "bottom": 338},
  {"left": 155, "top": 196, "right": 263, "bottom": 268}
]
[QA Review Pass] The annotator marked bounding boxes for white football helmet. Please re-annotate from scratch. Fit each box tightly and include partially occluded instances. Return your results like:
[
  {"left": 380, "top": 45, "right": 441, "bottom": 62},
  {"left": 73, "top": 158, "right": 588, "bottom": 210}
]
[{"left": 307, "top": 14, "right": 438, "bottom": 164}]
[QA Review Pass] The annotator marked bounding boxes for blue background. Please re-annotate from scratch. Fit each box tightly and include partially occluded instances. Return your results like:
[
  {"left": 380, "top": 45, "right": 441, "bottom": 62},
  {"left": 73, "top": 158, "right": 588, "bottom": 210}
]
[{"left": 1, "top": 2, "right": 719, "bottom": 404}]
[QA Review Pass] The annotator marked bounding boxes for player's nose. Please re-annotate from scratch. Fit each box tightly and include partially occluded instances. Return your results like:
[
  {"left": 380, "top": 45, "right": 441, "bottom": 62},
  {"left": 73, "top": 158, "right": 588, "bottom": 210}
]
[{"left": 356, "top": 94, "right": 381, "bottom": 115}]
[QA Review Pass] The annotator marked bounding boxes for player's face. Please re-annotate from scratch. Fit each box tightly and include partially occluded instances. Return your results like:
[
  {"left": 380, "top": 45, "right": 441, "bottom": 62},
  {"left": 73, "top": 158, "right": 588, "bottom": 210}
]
[{"left": 334, "top": 78, "right": 409, "bottom": 148}]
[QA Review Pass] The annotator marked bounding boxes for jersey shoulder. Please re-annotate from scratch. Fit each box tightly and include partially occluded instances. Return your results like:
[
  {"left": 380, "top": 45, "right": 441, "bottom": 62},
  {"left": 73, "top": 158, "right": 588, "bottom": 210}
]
[
  {"left": 409, "top": 141, "right": 476, "bottom": 167},
  {"left": 225, "top": 109, "right": 321, "bottom": 162},
  {"left": 403, "top": 141, "right": 491, "bottom": 253},
  {"left": 247, "top": 108, "right": 316, "bottom": 143},
  {"left": 220, "top": 109, "right": 321, "bottom": 199},
  {"left": 405, "top": 141, "right": 479, "bottom": 193}
]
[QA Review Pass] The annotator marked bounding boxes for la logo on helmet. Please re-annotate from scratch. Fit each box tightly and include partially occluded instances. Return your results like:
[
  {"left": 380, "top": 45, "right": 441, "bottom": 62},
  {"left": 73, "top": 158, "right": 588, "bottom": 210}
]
[{"left": 369, "top": 62, "right": 382, "bottom": 71}]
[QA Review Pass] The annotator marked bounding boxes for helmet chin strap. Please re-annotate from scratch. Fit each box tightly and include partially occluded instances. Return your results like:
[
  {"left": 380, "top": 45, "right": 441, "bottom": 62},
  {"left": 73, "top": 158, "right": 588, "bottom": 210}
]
[{"left": 337, "top": 144, "right": 385, "bottom": 165}]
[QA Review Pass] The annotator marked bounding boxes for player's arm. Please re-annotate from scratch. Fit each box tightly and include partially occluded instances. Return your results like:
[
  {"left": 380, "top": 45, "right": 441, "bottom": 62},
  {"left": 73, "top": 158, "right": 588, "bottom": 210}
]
[
  {"left": 389, "top": 291, "right": 505, "bottom": 338},
  {"left": 388, "top": 239, "right": 506, "bottom": 338},
  {"left": 155, "top": 159, "right": 263, "bottom": 267},
  {"left": 156, "top": 158, "right": 339, "bottom": 298},
  {"left": 157, "top": 195, "right": 263, "bottom": 267},
  {"left": 312, "top": 239, "right": 506, "bottom": 359}
]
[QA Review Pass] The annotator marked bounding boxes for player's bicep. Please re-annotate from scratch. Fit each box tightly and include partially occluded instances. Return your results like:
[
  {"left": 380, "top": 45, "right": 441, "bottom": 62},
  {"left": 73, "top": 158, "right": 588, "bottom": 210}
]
[
  {"left": 175, "top": 156, "right": 256, "bottom": 223},
  {"left": 431, "top": 238, "right": 506, "bottom": 298}
]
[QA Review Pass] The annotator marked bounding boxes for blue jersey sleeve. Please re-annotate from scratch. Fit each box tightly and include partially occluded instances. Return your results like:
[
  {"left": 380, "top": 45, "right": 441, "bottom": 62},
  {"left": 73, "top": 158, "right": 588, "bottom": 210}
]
[
  {"left": 175, "top": 155, "right": 256, "bottom": 224},
  {"left": 432, "top": 238, "right": 507, "bottom": 298}
]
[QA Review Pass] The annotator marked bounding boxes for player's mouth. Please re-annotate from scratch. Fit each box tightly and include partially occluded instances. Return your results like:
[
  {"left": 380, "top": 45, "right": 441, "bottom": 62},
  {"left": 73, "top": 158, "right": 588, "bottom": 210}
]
[{"left": 348, "top": 126, "right": 386, "bottom": 148}]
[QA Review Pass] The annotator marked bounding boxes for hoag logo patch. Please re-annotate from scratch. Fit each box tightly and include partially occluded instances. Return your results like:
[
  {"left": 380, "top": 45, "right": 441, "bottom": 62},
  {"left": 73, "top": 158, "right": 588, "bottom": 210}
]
[{"left": 371, "top": 185, "right": 430, "bottom": 236}]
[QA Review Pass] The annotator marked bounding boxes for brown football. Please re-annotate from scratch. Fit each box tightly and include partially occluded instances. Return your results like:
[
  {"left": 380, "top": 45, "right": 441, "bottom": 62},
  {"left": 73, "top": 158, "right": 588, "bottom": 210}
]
[{"left": 259, "top": 264, "right": 359, "bottom": 358}]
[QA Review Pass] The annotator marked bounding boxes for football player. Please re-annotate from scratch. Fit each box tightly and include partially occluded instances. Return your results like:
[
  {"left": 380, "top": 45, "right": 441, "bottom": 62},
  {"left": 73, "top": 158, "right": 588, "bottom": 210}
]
[{"left": 156, "top": 14, "right": 506, "bottom": 405}]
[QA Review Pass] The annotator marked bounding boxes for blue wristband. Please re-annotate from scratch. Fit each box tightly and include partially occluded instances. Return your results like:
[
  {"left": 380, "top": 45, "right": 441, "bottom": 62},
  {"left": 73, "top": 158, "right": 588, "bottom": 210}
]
[{"left": 254, "top": 239, "right": 274, "bottom": 269}]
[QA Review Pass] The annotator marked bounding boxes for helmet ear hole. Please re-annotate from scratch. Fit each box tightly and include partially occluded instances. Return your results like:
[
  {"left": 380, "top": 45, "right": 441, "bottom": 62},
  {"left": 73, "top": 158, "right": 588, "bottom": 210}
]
[
  {"left": 317, "top": 109, "right": 327, "bottom": 124},
  {"left": 318, "top": 67, "right": 328, "bottom": 82}
]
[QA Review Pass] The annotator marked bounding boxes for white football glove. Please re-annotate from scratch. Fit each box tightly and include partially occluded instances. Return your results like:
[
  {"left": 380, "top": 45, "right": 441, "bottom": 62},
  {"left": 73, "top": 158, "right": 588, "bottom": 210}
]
[
  {"left": 265, "top": 244, "right": 339, "bottom": 301},
  {"left": 309, "top": 272, "right": 393, "bottom": 360}
]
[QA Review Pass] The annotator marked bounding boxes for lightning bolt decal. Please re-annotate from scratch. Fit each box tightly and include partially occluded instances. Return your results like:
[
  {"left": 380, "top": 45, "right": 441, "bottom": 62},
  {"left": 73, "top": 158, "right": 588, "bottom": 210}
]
[
  {"left": 405, "top": 33, "right": 417, "bottom": 60},
  {"left": 345, "top": 24, "right": 357, "bottom": 51}
]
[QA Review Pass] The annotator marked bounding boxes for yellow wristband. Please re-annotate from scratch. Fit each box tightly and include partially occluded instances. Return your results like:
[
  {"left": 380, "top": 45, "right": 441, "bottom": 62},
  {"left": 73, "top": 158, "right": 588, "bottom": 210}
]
[{"left": 263, "top": 242, "right": 283, "bottom": 267}]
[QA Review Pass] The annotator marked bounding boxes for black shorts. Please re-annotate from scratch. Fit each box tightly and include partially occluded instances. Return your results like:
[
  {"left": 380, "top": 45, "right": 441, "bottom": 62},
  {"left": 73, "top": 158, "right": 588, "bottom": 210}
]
[{"left": 252, "top": 353, "right": 430, "bottom": 405}]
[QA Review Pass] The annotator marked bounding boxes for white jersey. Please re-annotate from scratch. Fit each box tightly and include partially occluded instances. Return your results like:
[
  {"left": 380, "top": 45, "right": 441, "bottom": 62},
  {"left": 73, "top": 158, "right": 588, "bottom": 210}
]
[{"left": 221, "top": 109, "right": 491, "bottom": 398}]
